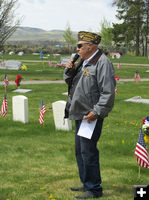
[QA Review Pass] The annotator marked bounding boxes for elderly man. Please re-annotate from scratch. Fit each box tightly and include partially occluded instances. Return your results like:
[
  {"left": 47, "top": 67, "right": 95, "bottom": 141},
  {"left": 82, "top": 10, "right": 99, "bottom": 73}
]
[{"left": 64, "top": 31, "right": 116, "bottom": 199}]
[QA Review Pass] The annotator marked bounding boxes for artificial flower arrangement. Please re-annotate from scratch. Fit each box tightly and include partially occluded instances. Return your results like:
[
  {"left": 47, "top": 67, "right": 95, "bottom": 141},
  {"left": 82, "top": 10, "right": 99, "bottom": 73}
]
[
  {"left": 142, "top": 116, "right": 149, "bottom": 143},
  {"left": 21, "top": 64, "right": 27, "bottom": 71},
  {"left": 15, "top": 74, "right": 22, "bottom": 88},
  {"left": 115, "top": 75, "right": 119, "bottom": 81}
]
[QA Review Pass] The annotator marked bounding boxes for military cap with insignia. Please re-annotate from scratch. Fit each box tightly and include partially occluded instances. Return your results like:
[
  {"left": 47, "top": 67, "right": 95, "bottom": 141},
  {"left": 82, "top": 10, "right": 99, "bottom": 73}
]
[{"left": 78, "top": 31, "right": 101, "bottom": 45}]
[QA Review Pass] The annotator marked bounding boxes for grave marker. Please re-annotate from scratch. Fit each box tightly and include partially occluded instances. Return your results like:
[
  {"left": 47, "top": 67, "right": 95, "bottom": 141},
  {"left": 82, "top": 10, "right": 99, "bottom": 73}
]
[
  {"left": 12, "top": 95, "right": 28, "bottom": 123},
  {"left": 12, "top": 89, "right": 32, "bottom": 93},
  {"left": 125, "top": 96, "right": 149, "bottom": 104},
  {"left": 0, "top": 60, "right": 22, "bottom": 70},
  {"left": 52, "top": 100, "right": 72, "bottom": 130}
]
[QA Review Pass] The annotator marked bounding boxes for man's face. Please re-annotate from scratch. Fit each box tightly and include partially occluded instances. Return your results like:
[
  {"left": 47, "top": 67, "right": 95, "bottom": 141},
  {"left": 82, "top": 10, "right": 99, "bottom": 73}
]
[{"left": 76, "top": 41, "right": 91, "bottom": 60}]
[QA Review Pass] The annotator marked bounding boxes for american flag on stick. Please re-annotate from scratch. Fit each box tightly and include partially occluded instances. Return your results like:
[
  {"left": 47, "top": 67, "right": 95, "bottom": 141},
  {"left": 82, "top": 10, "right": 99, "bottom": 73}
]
[
  {"left": 117, "top": 61, "right": 121, "bottom": 69},
  {"left": 134, "top": 70, "right": 141, "bottom": 83},
  {"left": 4, "top": 73, "right": 9, "bottom": 87},
  {"left": 49, "top": 60, "right": 52, "bottom": 67},
  {"left": 134, "top": 129, "right": 149, "bottom": 168},
  {"left": 39, "top": 99, "right": 46, "bottom": 124},
  {"left": 1, "top": 93, "right": 7, "bottom": 117}
]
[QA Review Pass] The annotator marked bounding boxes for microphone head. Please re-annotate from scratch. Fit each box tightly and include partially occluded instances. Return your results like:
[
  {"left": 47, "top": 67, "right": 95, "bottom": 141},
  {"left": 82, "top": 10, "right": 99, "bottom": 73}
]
[{"left": 72, "top": 53, "right": 79, "bottom": 64}]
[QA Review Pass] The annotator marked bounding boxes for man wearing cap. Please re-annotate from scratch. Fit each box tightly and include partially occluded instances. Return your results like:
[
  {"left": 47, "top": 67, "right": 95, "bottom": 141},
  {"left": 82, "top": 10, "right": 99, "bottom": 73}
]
[{"left": 64, "top": 31, "right": 116, "bottom": 199}]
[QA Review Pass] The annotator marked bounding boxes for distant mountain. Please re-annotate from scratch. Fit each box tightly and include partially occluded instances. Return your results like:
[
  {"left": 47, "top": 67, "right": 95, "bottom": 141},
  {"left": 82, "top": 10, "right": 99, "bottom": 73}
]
[
  {"left": 16, "top": 26, "right": 47, "bottom": 33},
  {"left": 8, "top": 26, "right": 77, "bottom": 42}
]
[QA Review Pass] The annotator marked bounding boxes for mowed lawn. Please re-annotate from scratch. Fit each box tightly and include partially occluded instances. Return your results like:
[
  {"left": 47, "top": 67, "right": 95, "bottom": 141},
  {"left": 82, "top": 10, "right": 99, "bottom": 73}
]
[
  {"left": 0, "top": 53, "right": 149, "bottom": 82},
  {"left": 0, "top": 80, "right": 149, "bottom": 200}
]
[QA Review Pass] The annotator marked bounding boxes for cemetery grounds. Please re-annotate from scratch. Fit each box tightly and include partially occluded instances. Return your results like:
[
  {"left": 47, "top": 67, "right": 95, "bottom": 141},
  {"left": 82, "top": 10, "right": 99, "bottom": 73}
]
[{"left": 0, "top": 54, "right": 149, "bottom": 200}]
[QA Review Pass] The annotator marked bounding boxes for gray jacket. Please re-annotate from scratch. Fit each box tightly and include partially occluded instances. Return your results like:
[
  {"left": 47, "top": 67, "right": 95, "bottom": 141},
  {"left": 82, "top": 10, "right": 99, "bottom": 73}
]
[{"left": 64, "top": 50, "right": 116, "bottom": 120}]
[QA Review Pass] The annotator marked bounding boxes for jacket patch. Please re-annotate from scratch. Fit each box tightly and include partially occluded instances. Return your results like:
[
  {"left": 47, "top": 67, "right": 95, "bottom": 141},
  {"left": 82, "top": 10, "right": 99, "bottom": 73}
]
[{"left": 84, "top": 69, "right": 89, "bottom": 76}]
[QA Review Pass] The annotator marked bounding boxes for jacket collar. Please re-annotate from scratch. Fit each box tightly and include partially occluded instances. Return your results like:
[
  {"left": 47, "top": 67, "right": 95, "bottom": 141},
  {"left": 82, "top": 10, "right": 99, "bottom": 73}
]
[{"left": 86, "top": 49, "right": 102, "bottom": 66}]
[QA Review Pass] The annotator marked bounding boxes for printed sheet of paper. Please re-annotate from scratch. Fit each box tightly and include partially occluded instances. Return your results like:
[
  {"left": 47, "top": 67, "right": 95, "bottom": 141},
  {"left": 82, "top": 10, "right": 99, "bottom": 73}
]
[{"left": 77, "top": 119, "right": 97, "bottom": 139}]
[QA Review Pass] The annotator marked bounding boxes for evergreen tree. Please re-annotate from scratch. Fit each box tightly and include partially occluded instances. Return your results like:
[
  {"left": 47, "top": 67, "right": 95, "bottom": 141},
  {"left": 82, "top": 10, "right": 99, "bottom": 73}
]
[
  {"left": 143, "top": 0, "right": 149, "bottom": 56},
  {"left": 112, "top": 0, "right": 147, "bottom": 56}
]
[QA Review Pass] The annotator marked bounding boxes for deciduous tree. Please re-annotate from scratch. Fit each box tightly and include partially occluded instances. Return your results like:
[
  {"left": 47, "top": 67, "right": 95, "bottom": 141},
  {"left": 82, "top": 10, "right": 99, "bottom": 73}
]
[
  {"left": 0, "top": 0, "right": 21, "bottom": 51},
  {"left": 63, "top": 24, "right": 76, "bottom": 53}
]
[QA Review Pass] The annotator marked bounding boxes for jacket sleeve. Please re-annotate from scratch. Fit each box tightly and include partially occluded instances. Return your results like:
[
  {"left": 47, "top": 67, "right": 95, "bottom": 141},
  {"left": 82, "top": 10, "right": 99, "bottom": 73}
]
[
  {"left": 63, "top": 68, "right": 76, "bottom": 86},
  {"left": 93, "top": 56, "right": 116, "bottom": 118},
  {"left": 63, "top": 59, "right": 83, "bottom": 86}
]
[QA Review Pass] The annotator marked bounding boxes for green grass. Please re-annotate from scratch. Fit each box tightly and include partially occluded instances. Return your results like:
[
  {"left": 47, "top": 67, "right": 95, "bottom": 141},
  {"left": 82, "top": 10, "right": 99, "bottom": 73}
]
[
  {"left": 0, "top": 54, "right": 149, "bottom": 82},
  {"left": 0, "top": 82, "right": 149, "bottom": 200},
  {"left": 114, "top": 65, "right": 149, "bottom": 78},
  {"left": 109, "top": 54, "right": 149, "bottom": 64},
  {"left": 1, "top": 53, "right": 149, "bottom": 64},
  {"left": 1, "top": 62, "right": 149, "bottom": 82},
  {"left": 0, "top": 62, "right": 64, "bottom": 81},
  {"left": 0, "top": 53, "right": 61, "bottom": 61}
]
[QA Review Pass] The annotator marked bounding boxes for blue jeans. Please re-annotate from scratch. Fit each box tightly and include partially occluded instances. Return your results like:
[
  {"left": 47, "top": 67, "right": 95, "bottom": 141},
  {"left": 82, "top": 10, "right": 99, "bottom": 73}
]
[{"left": 75, "top": 119, "right": 103, "bottom": 195}]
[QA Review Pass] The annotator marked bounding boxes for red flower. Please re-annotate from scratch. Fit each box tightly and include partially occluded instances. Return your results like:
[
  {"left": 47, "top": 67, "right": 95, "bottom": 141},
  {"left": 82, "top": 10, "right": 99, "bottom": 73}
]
[
  {"left": 15, "top": 75, "right": 22, "bottom": 87},
  {"left": 115, "top": 76, "right": 119, "bottom": 81}
]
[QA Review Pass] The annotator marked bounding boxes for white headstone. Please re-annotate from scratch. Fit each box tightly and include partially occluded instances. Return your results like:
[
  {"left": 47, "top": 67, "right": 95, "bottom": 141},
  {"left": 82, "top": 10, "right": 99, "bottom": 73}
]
[
  {"left": 12, "top": 95, "right": 28, "bottom": 123},
  {"left": 18, "top": 51, "right": 24, "bottom": 56},
  {"left": 9, "top": 51, "right": 14, "bottom": 55},
  {"left": 116, "top": 53, "right": 121, "bottom": 59},
  {"left": 0, "top": 60, "right": 22, "bottom": 70},
  {"left": 62, "top": 92, "right": 68, "bottom": 96},
  {"left": 12, "top": 89, "right": 32, "bottom": 93},
  {"left": 60, "top": 56, "right": 70, "bottom": 65},
  {"left": 125, "top": 96, "right": 149, "bottom": 104},
  {"left": 52, "top": 100, "right": 72, "bottom": 130}
]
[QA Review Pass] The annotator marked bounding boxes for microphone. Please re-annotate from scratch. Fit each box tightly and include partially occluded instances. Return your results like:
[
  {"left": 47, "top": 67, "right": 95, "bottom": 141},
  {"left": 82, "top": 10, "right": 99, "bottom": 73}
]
[
  {"left": 72, "top": 53, "right": 79, "bottom": 64},
  {"left": 65, "top": 53, "right": 79, "bottom": 73}
]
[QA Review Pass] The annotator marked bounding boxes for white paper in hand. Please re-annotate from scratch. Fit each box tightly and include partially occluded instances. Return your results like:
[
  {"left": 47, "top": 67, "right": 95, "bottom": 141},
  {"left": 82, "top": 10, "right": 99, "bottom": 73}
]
[{"left": 77, "top": 119, "right": 97, "bottom": 139}]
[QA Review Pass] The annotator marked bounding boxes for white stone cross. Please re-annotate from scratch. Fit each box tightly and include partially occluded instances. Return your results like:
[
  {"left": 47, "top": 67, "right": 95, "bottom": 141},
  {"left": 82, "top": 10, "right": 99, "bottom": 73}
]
[{"left": 137, "top": 188, "right": 146, "bottom": 197}]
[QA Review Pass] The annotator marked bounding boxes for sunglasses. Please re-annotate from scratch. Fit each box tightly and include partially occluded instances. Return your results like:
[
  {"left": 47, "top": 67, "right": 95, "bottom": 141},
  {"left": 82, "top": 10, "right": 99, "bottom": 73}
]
[{"left": 77, "top": 43, "right": 90, "bottom": 49}]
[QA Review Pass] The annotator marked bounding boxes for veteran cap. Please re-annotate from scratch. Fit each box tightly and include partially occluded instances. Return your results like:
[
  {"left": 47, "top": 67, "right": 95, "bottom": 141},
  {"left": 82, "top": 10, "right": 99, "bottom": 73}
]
[{"left": 78, "top": 31, "right": 101, "bottom": 45}]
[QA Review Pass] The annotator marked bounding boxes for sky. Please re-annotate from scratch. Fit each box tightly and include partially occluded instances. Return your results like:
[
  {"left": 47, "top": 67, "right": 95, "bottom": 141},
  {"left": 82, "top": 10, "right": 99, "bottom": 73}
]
[{"left": 16, "top": 0, "right": 118, "bottom": 32}]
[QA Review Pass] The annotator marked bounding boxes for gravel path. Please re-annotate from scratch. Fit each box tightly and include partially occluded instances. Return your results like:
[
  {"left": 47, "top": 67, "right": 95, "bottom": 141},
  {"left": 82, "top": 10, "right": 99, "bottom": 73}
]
[
  {"left": 19, "top": 60, "right": 149, "bottom": 66},
  {"left": 5, "top": 78, "right": 149, "bottom": 85}
]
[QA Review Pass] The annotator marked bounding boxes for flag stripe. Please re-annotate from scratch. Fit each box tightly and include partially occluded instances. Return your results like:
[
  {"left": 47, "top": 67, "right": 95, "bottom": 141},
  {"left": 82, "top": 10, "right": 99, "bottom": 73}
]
[
  {"left": 136, "top": 143, "right": 148, "bottom": 155},
  {"left": 135, "top": 150, "right": 148, "bottom": 161},
  {"left": 135, "top": 148, "right": 148, "bottom": 160},
  {"left": 135, "top": 151, "right": 149, "bottom": 164},
  {"left": 39, "top": 100, "right": 46, "bottom": 124},
  {"left": 1, "top": 94, "right": 7, "bottom": 117},
  {"left": 137, "top": 158, "right": 148, "bottom": 168},
  {"left": 135, "top": 145, "right": 148, "bottom": 157}
]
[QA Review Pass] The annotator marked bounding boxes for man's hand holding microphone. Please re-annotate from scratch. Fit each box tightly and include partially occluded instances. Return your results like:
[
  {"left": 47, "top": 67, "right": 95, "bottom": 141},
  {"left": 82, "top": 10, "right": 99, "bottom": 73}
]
[{"left": 65, "top": 53, "right": 79, "bottom": 73}]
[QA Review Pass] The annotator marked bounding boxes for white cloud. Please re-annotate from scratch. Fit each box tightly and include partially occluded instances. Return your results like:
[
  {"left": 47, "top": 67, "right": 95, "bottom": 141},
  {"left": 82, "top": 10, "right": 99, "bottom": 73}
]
[{"left": 17, "top": 0, "right": 118, "bottom": 31}]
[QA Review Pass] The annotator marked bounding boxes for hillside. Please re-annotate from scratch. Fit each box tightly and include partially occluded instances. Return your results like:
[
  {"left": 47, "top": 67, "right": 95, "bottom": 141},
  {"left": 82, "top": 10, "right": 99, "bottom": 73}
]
[{"left": 8, "top": 26, "right": 77, "bottom": 42}]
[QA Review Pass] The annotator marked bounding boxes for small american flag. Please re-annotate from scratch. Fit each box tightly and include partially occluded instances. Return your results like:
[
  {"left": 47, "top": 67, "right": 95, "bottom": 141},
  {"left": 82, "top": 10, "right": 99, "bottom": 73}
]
[
  {"left": 4, "top": 73, "right": 9, "bottom": 87},
  {"left": 117, "top": 62, "right": 121, "bottom": 69},
  {"left": 49, "top": 60, "right": 52, "bottom": 67},
  {"left": 134, "top": 70, "right": 141, "bottom": 83},
  {"left": 39, "top": 99, "right": 46, "bottom": 124},
  {"left": 134, "top": 129, "right": 149, "bottom": 168},
  {"left": 1, "top": 94, "right": 7, "bottom": 117},
  {"left": 2, "top": 60, "right": 6, "bottom": 67}
]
